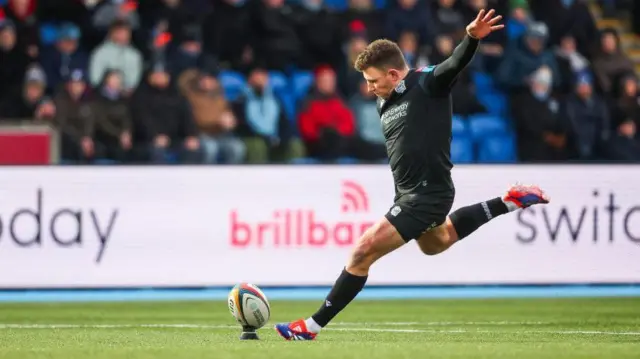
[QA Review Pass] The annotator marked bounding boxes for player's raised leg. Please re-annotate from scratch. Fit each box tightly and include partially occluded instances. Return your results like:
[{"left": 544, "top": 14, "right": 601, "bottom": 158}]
[
  {"left": 274, "top": 217, "right": 405, "bottom": 340},
  {"left": 416, "top": 184, "right": 550, "bottom": 255}
]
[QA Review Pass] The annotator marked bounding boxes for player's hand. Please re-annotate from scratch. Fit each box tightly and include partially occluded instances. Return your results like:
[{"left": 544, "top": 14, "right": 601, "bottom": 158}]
[{"left": 466, "top": 9, "right": 504, "bottom": 40}]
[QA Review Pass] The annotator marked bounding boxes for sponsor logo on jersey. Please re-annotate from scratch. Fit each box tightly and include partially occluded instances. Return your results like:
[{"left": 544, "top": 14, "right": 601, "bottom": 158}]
[{"left": 380, "top": 102, "right": 409, "bottom": 125}]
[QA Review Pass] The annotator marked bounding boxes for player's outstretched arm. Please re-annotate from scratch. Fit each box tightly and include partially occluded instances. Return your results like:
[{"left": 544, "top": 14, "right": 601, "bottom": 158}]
[{"left": 430, "top": 9, "right": 504, "bottom": 90}]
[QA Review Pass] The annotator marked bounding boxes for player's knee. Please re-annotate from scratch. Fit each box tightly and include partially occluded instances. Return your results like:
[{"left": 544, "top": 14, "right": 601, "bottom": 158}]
[
  {"left": 347, "top": 222, "right": 387, "bottom": 271},
  {"left": 418, "top": 231, "right": 452, "bottom": 256}
]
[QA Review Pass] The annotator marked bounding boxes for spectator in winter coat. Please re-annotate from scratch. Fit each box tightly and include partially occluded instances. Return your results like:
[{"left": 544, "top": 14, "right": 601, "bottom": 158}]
[
  {"left": 554, "top": 35, "right": 591, "bottom": 97},
  {"left": 168, "top": 24, "right": 202, "bottom": 79},
  {"left": 563, "top": 73, "right": 612, "bottom": 161},
  {"left": 0, "top": 65, "right": 55, "bottom": 121},
  {"left": 202, "top": 0, "right": 253, "bottom": 72},
  {"left": 592, "top": 28, "right": 635, "bottom": 95},
  {"left": 340, "top": 0, "right": 384, "bottom": 42},
  {"left": 2, "top": 0, "right": 39, "bottom": 58},
  {"left": 40, "top": 23, "right": 89, "bottom": 95},
  {"left": 92, "top": 0, "right": 140, "bottom": 32},
  {"left": 348, "top": 79, "right": 387, "bottom": 162},
  {"left": 177, "top": 67, "right": 246, "bottom": 164},
  {"left": 233, "top": 65, "right": 305, "bottom": 163},
  {"left": 90, "top": 70, "right": 133, "bottom": 162},
  {"left": 511, "top": 66, "right": 570, "bottom": 162},
  {"left": 385, "top": 0, "right": 433, "bottom": 46},
  {"left": 0, "top": 19, "right": 30, "bottom": 100},
  {"left": 298, "top": 65, "right": 356, "bottom": 161},
  {"left": 249, "top": 0, "right": 301, "bottom": 71},
  {"left": 528, "top": 0, "right": 598, "bottom": 58},
  {"left": 89, "top": 19, "right": 142, "bottom": 94},
  {"left": 608, "top": 73, "right": 640, "bottom": 162},
  {"left": 497, "top": 22, "right": 561, "bottom": 95},
  {"left": 53, "top": 69, "right": 96, "bottom": 163},
  {"left": 291, "top": 0, "right": 344, "bottom": 70},
  {"left": 131, "top": 64, "right": 201, "bottom": 164}
]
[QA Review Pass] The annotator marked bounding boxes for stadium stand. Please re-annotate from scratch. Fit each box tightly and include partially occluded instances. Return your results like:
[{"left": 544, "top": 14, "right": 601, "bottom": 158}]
[{"left": 0, "top": 0, "right": 637, "bottom": 164}]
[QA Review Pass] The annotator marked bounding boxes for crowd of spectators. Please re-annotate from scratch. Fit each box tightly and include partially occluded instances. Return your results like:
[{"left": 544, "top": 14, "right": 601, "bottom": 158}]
[{"left": 0, "top": 0, "right": 638, "bottom": 164}]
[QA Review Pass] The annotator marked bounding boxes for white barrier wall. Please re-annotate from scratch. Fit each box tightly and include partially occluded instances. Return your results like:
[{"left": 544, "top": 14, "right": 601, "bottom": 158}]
[{"left": 0, "top": 165, "right": 638, "bottom": 288}]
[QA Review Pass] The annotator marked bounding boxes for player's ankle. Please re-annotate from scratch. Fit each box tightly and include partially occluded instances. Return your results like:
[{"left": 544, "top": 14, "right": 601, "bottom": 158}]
[{"left": 304, "top": 317, "right": 322, "bottom": 333}]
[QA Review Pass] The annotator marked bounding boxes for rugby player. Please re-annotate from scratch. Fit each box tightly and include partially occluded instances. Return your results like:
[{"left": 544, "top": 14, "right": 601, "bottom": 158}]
[{"left": 275, "top": 9, "right": 549, "bottom": 341}]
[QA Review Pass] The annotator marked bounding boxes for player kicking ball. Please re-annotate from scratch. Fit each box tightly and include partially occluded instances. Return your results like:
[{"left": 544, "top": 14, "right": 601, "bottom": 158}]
[{"left": 275, "top": 9, "right": 549, "bottom": 341}]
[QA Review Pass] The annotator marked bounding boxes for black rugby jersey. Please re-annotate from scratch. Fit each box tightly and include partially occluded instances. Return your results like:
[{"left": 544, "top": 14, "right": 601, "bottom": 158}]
[{"left": 376, "top": 35, "right": 479, "bottom": 197}]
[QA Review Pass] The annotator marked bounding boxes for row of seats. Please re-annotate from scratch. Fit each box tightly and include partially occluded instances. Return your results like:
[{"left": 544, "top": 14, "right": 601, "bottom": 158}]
[
  {"left": 452, "top": 113, "right": 517, "bottom": 163},
  {"left": 220, "top": 69, "right": 314, "bottom": 121}
]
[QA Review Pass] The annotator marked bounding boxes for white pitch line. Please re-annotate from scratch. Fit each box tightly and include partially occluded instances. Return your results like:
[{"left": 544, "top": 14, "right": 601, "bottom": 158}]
[
  {"left": 332, "top": 321, "right": 552, "bottom": 326},
  {"left": 0, "top": 324, "right": 638, "bottom": 336}
]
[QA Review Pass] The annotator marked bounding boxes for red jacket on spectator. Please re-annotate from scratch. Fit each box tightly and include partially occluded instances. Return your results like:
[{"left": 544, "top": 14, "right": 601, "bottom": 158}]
[{"left": 298, "top": 92, "right": 355, "bottom": 143}]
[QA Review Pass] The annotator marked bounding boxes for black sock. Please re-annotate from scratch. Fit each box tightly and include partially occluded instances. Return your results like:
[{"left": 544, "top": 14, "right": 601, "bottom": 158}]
[
  {"left": 449, "top": 197, "right": 509, "bottom": 240},
  {"left": 311, "top": 268, "right": 367, "bottom": 327}
]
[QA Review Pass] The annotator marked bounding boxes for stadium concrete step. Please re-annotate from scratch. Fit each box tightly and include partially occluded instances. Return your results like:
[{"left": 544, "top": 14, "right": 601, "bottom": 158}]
[
  {"left": 597, "top": 18, "right": 626, "bottom": 31},
  {"left": 627, "top": 48, "right": 640, "bottom": 62}
]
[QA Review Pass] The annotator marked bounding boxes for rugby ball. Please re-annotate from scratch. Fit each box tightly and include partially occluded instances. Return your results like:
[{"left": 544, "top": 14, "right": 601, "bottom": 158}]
[{"left": 228, "top": 283, "right": 271, "bottom": 329}]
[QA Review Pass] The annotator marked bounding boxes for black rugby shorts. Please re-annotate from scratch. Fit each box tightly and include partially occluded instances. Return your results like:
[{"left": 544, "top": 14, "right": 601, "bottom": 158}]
[{"left": 384, "top": 188, "right": 455, "bottom": 242}]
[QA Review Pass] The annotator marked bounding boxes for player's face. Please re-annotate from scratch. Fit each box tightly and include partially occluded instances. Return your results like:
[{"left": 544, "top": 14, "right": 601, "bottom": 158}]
[{"left": 362, "top": 67, "right": 400, "bottom": 99}]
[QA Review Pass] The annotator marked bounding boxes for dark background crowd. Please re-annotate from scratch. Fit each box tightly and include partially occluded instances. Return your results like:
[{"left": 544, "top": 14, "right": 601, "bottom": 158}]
[{"left": 0, "top": 0, "right": 639, "bottom": 164}]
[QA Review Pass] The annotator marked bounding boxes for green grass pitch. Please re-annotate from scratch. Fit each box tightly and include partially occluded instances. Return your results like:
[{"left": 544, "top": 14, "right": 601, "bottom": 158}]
[{"left": 0, "top": 298, "right": 639, "bottom": 358}]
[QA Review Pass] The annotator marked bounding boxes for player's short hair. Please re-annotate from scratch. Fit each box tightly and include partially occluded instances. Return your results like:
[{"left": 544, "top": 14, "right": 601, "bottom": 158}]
[{"left": 354, "top": 39, "right": 407, "bottom": 72}]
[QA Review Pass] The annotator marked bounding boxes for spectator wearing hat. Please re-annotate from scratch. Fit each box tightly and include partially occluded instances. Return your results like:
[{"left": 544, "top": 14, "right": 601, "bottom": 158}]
[
  {"left": 53, "top": 69, "right": 96, "bottom": 163},
  {"left": 92, "top": 0, "right": 140, "bottom": 32},
  {"left": 338, "top": 23, "right": 368, "bottom": 98},
  {"left": 233, "top": 64, "right": 305, "bottom": 163},
  {"left": 90, "top": 69, "right": 133, "bottom": 162},
  {"left": 348, "top": 79, "right": 388, "bottom": 162},
  {"left": 2, "top": 0, "right": 39, "bottom": 58},
  {"left": 298, "top": 65, "right": 356, "bottom": 161},
  {"left": 528, "top": 0, "right": 598, "bottom": 59},
  {"left": 563, "top": 72, "right": 612, "bottom": 161},
  {"left": 40, "top": 22, "right": 89, "bottom": 95},
  {"left": 0, "top": 64, "right": 55, "bottom": 121},
  {"left": 385, "top": 0, "right": 434, "bottom": 46},
  {"left": 397, "top": 31, "right": 429, "bottom": 69},
  {"left": 292, "top": 0, "right": 344, "bottom": 70},
  {"left": 202, "top": 0, "right": 253, "bottom": 71},
  {"left": 0, "top": 18, "right": 29, "bottom": 100},
  {"left": 607, "top": 73, "right": 640, "bottom": 162},
  {"left": 592, "top": 28, "right": 635, "bottom": 95},
  {"left": 250, "top": 0, "right": 301, "bottom": 71},
  {"left": 497, "top": 21, "right": 562, "bottom": 95},
  {"left": 177, "top": 62, "right": 246, "bottom": 164},
  {"left": 512, "top": 66, "right": 570, "bottom": 162},
  {"left": 461, "top": 0, "right": 508, "bottom": 73},
  {"left": 131, "top": 63, "right": 201, "bottom": 164},
  {"left": 89, "top": 18, "right": 143, "bottom": 95},
  {"left": 340, "top": 0, "right": 384, "bottom": 42},
  {"left": 168, "top": 23, "right": 203, "bottom": 79}
]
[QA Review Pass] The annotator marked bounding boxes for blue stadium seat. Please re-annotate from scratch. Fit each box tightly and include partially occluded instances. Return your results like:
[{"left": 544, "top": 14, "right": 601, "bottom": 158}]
[
  {"left": 40, "top": 23, "right": 59, "bottom": 45},
  {"left": 290, "top": 157, "right": 321, "bottom": 165},
  {"left": 477, "top": 92, "right": 507, "bottom": 116},
  {"left": 451, "top": 135, "right": 474, "bottom": 164},
  {"left": 374, "top": 0, "right": 386, "bottom": 9},
  {"left": 323, "top": 0, "right": 347, "bottom": 10},
  {"left": 278, "top": 91, "right": 297, "bottom": 122},
  {"left": 92, "top": 159, "right": 121, "bottom": 165},
  {"left": 477, "top": 134, "right": 517, "bottom": 163},
  {"left": 219, "top": 70, "right": 246, "bottom": 101},
  {"left": 336, "top": 157, "right": 359, "bottom": 164},
  {"left": 452, "top": 115, "right": 467, "bottom": 136},
  {"left": 268, "top": 71, "right": 288, "bottom": 96},
  {"left": 291, "top": 70, "right": 314, "bottom": 100},
  {"left": 468, "top": 114, "right": 508, "bottom": 139},
  {"left": 471, "top": 72, "right": 497, "bottom": 93}
]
